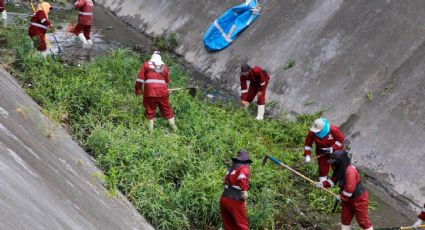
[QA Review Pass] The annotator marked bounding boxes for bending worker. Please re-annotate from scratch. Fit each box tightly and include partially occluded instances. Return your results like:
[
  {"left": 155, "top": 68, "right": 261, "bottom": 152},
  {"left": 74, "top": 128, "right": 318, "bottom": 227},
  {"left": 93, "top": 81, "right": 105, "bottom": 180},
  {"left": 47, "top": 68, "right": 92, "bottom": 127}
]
[
  {"left": 28, "top": 1, "right": 52, "bottom": 57},
  {"left": 73, "top": 0, "right": 94, "bottom": 47},
  {"left": 304, "top": 117, "right": 345, "bottom": 182},
  {"left": 0, "top": 0, "right": 6, "bottom": 20},
  {"left": 412, "top": 203, "right": 425, "bottom": 228},
  {"left": 316, "top": 150, "right": 373, "bottom": 230},
  {"left": 240, "top": 63, "right": 270, "bottom": 120},
  {"left": 135, "top": 51, "right": 177, "bottom": 131},
  {"left": 220, "top": 150, "right": 252, "bottom": 230}
]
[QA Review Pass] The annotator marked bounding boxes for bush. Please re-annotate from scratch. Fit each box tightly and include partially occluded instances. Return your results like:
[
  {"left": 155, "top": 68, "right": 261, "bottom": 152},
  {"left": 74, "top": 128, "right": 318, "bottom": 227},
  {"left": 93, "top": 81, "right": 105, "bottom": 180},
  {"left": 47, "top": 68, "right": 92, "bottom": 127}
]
[{"left": 0, "top": 24, "right": 337, "bottom": 229}]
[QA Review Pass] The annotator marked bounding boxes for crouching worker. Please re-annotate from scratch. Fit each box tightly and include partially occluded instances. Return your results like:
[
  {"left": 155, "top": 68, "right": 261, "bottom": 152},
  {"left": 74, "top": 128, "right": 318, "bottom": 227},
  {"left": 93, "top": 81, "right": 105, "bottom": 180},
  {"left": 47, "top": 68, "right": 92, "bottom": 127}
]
[
  {"left": 316, "top": 150, "right": 373, "bottom": 230},
  {"left": 304, "top": 117, "right": 345, "bottom": 182},
  {"left": 240, "top": 64, "right": 270, "bottom": 120},
  {"left": 135, "top": 51, "right": 177, "bottom": 131},
  {"left": 0, "top": 0, "right": 7, "bottom": 20},
  {"left": 28, "top": 2, "right": 52, "bottom": 57},
  {"left": 412, "top": 203, "right": 425, "bottom": 229},
  {"left": 220, "top": 150, "right": 252, "bottom": 230}
]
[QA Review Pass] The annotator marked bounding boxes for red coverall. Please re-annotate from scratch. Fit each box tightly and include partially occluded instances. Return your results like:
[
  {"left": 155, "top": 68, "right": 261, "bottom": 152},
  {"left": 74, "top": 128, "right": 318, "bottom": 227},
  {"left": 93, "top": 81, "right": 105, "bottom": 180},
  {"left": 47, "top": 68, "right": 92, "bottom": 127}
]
[
  {"left": 240, "top": 66, "right": 270, "bottom": 105},
  {"left": 0, "top": 0, "right": 4, "bottom": 12},
  {"left": 135, "top": 61, "right": 174, "bottom": 119},
  {"left": 74, "top": 0, "right": 94, "bottom": 40},
  {"left": 220, "top": 164, "right": 250, "bottom": 230},
  {"left": 419, "top": 203, "right": 425, "bottom": 220},
  {"left": 28, "top": 10, "right": 51, "bottom": 52},
  {"left": 304, "top": 125, "right": 345, "bottom": 177},
  {"left": 323, "top": 165, "right": 372, "bottom": 229}
]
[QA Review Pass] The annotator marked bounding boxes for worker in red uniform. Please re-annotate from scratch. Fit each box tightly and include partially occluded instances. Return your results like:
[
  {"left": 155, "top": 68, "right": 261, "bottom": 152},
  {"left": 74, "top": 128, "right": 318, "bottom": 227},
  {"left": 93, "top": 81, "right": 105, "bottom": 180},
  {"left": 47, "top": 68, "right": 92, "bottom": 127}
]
[
  {"left": 73, "top": 0, "right": 94, "bottom": 47},
  {"left": 28, "top": 2, "right": 52, "bottom": 57},
  {"left": 0, "top": 0, "right": 7, "bottom": 20},
  {"left": 135, "top": 51, "right": 177, "bottom": 131},
  {"left": 304, "top": 117, "right": 345, "bottom": 182},
  {"left": 240, "top": 63, "right": 270, "bottom": 120},
  {"left": 412, "top": 203, "right": 425, "bottom": 228},
  {"left": 316, "top": 150, "right": 373, "bottom": 230},
  {"left": 220, "top": 149, "right": 252, "bottom": 230}
]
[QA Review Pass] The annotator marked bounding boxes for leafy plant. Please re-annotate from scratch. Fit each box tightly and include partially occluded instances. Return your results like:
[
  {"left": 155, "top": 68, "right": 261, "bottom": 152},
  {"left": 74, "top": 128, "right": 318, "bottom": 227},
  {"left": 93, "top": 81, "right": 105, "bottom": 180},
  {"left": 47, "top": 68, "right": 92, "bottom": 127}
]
[{"left": 0, "top": 23, "right": 337, "bottom": 229}]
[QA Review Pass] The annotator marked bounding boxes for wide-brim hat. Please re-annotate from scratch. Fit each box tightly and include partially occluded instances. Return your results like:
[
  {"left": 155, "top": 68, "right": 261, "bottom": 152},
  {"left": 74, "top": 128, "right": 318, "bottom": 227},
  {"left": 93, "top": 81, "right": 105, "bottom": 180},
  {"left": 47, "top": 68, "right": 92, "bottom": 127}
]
[
  {"left": 310, "top": 118, "right": 325, "bottom": 133},
  {"left": 232, "top": 149, "right": 253, "bottom": 164}
]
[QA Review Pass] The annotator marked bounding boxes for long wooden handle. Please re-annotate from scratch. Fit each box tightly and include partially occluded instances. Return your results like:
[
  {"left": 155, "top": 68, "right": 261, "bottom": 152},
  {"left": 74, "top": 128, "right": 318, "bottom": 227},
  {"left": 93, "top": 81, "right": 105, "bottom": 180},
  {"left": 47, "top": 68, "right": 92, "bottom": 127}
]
[
  {"left": 400, "top": 224, "right": 425, "bottom": 230},
  {"left": 267, "top": 155, "right": 337, "bottom": 197},
  {"left": 293, "top": 154, "right": 325, "bottom": 168},
  {"left": 168, "top": 88, "right": 184, "bottom": 91}
]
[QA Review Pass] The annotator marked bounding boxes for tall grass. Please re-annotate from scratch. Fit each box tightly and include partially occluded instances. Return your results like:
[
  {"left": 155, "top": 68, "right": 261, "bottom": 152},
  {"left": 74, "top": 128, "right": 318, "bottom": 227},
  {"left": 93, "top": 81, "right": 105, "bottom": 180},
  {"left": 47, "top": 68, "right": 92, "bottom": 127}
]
[{"left": 0, "top": 25, "right": 337, "bottom": 229}]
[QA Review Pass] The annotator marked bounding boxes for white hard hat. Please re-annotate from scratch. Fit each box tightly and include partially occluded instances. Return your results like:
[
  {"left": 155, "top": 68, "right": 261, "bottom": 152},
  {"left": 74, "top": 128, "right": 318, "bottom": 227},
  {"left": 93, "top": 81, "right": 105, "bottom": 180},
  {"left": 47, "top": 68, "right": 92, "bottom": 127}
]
[{"left": 310, "top": 118, "right": 325, "bottom": 133}]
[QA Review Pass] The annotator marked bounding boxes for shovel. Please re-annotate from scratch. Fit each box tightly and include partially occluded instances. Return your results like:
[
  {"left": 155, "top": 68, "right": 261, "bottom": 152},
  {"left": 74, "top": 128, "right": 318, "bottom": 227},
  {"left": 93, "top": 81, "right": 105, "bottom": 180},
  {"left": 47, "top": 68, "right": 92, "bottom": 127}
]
[{"left": 169, "top": 87, "right": 197, "bottom": 97}]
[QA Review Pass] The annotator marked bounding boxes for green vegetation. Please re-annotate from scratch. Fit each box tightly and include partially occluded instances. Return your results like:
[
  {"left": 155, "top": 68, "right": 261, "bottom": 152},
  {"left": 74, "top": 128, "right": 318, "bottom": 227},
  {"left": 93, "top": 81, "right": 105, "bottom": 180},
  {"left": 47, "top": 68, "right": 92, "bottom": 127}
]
[
  {"left": 154, "top": 32, "right": 178, "bottom": 52},
  {"left": 0, "top": 24, "right": 339, "bottom": 229},
  {"left": 284, "top": 59, "right": 296, "bottom": 70}
]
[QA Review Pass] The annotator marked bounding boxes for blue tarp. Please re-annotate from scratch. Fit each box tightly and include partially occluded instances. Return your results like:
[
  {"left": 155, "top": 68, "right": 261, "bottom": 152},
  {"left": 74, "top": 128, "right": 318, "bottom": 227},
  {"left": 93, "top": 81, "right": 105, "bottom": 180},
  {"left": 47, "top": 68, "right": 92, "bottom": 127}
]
[{"left": 203, "top": 0, "right": 260, "bottom": 51}]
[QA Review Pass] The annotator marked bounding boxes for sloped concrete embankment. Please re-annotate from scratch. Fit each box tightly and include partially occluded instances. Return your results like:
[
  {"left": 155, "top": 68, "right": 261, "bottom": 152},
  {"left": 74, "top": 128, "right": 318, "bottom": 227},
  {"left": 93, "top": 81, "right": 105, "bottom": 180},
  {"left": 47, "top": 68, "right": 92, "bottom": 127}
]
[
  {"left": 96, "top": 0, "right": 425, "bottom": 214},
  {"left": 0, "top": 67, "right": 153, "bottom": 229}
]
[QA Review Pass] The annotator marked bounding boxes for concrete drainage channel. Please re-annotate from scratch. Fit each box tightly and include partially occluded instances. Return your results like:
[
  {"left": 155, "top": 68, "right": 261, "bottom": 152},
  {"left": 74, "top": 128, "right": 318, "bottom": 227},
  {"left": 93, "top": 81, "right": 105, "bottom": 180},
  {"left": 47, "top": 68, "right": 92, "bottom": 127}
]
[{"left": 0, "top": 1, "right": 421, "bottom": 229}]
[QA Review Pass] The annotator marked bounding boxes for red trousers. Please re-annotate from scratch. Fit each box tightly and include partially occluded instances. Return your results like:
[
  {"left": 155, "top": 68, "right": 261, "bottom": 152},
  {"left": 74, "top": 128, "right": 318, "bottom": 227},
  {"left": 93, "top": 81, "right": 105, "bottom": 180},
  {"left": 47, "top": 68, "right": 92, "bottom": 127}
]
[
  {"left": 220, "top": 196, "right": 248, "bottom": 230},
  {"left": 74, "top": 23, "right": 92, "bottom": 40},
  {"left": 143, "top": 96, "right": 174, "bottom": 119},
  {"left": 341, "top": 192, "right": 372, "bottom": 229},
  {"left": 30, "top": 33, "right": 47, "bottom": 52},
  {"left": 246, "top": 82, "right": 268, "bottom": 105},
  {"left": 317, "top": 153, "right": 331, "bottom": 177}
]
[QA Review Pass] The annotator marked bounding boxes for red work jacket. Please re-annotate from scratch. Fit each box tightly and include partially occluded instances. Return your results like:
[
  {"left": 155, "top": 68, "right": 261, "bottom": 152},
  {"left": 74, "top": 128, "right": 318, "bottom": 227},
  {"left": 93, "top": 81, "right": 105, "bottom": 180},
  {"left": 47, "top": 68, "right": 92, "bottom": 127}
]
[
  {"left": 304, "top": 125, "right": 345, "bottom": 156},
  {"left": 0, "top": 0, "right": 4, "bottom": 11},
  {"left": 224, "top": 164, "right": 250, "bottom": 192},
  {"left": 75, "top": 0, "right": 94, "bottom": 25},
  {"left": 419, "top": 203, "right": 425, "bottom": 220},
  {"left": 323, "top": 165, "right": 361, "bottom": 202},
  {"left": 240, "top": 66, "right": 269, "bottom": 100},
  {"left": 28, "top": 10, "right": 51, "bottom": 37},
  {"left": 135, "top": 61, "right": 170, "bottom": 98}
]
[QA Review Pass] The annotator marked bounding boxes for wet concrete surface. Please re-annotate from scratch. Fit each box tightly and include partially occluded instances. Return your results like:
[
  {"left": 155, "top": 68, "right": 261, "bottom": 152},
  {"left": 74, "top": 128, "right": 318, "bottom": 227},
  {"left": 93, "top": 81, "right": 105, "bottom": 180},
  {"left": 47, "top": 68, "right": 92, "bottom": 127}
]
[
  {"left": 0, "top": 67, "right": 154, "bottom": 230},
  {"left": 1, "top": 1, "right": 422, "bottom": 229},
  {"left": 96, "top": 0, "right": 425, "bottom": 224}
]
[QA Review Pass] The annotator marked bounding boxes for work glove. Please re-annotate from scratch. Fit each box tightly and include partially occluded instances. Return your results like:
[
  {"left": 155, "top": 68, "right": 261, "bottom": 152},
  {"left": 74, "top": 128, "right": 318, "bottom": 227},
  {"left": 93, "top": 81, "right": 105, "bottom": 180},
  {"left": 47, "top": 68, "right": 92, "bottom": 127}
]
[
  {"left": 335, "top": 194, "right": 341, "bottom": 203},
  {"left": 304, "top": 155, "right": 311, "bottom": 163},
  {"left": 241, "top": 191, "right": 248, "bottom": 199},
  {"left": 413, "top": 219, "right": 423, "bottom": 229},
  {"left": 321, "top": 147, "right": 333, "bottom": 154},
  {"left": 315, "top": 182, "right": 323, "bottom": 188},
  {"left": 256, "top": 91, "right": 263, "bottom": 97}
]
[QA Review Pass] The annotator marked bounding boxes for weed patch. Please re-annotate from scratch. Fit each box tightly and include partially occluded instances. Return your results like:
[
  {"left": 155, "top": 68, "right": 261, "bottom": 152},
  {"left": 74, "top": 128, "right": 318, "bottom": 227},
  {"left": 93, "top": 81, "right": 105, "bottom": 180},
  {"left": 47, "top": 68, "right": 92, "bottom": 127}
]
[{"left": 0, "top": 24, "right": 339, "bottom": 229}]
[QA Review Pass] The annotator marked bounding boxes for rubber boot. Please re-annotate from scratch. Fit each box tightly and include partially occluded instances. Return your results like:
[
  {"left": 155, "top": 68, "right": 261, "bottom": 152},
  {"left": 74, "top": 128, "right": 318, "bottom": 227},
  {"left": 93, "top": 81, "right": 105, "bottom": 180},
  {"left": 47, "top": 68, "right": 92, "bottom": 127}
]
[
  {"left": 255, "top": 105, "right": 265, "bottom": 120},
  {"left": 319, "top": 176, "right": 327, "bottom": 182},
  {"left": 87, "top": 39, "right": 93, "bottom": 46},
  {"left": 364, "top": 227, "right": 373, "bottom": 230},
  {"left": 168, "top": 117, "right": 177, "bottom": 131},
  {"left": 78, "top": 33, "right": 89, "bottom": 48},
  {"left": 341, "top": 225, "right": 351, "bottom": 230},
  {"left": 1, "top": 11, "right": 7, "bottom": 20},
  {"left": 148, "top": 119, "right": 154, "bottom": 132}
]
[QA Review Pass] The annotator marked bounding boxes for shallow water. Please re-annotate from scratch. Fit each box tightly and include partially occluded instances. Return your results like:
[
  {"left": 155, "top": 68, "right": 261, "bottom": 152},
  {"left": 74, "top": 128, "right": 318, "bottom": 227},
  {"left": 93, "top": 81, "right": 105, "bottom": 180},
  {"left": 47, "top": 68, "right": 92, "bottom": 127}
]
[{"left": 3, "top": 2, "right": 417, "bottom": 229}]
